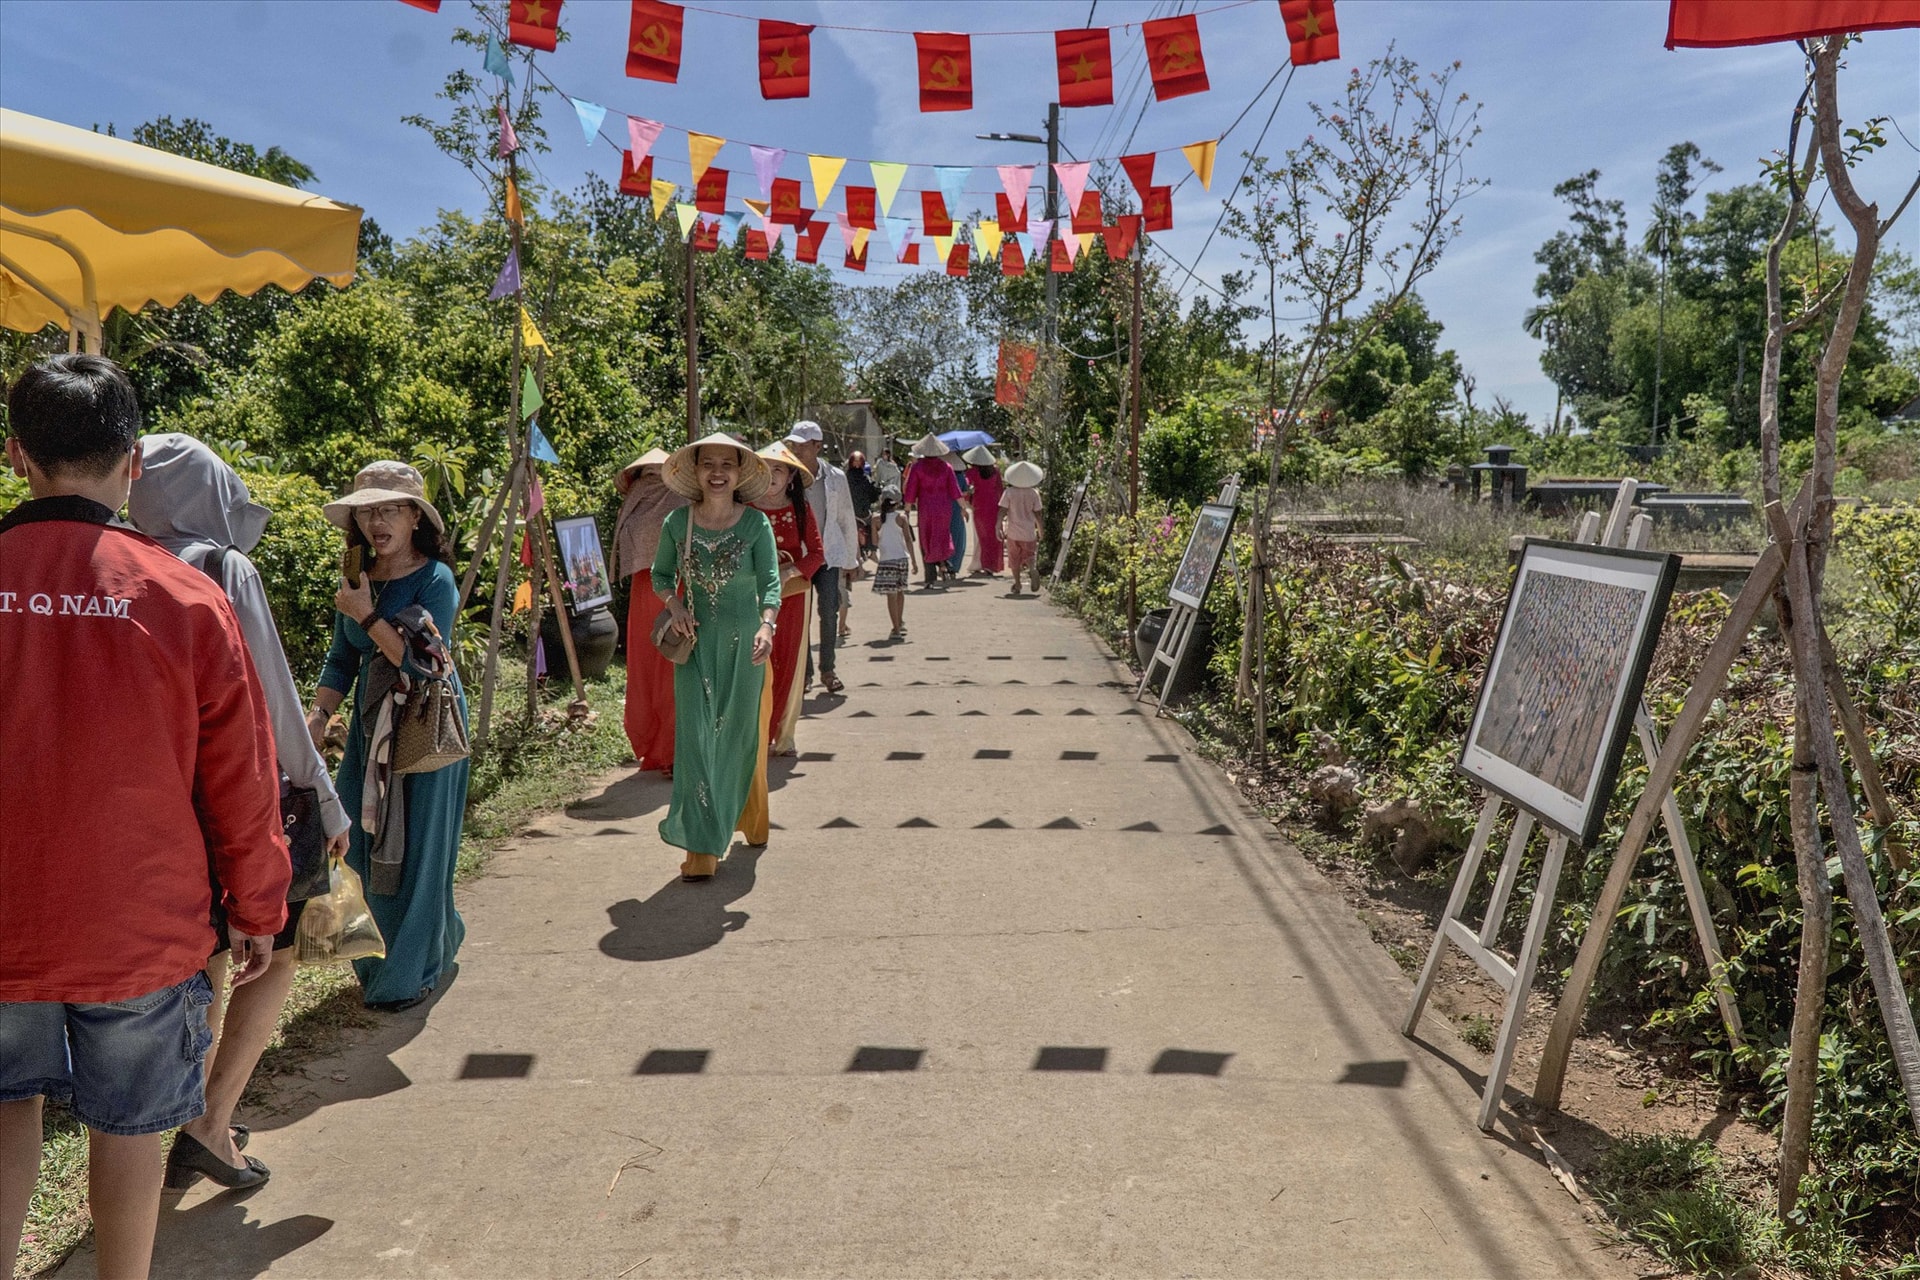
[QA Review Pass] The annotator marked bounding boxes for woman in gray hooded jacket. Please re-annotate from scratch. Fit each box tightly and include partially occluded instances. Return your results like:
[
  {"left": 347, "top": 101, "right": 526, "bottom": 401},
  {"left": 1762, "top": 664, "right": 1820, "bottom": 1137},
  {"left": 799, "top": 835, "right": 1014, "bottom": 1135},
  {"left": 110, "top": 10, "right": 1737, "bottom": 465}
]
[{"left": 127, "top": 433, "right": 350, "bottom": 1191}]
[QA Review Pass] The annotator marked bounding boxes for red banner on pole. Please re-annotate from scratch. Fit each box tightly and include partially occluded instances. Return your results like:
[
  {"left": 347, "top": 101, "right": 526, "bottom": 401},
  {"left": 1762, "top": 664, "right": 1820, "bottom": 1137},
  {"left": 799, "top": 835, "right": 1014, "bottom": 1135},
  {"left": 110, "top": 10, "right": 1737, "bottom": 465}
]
[
  {"left": 1143, "top": 14, "right": 1209, "bottom": 100},
  {"left": 915, "top": 32, "right": 973, "bottom": 112},
  {"left": 996, "top": 341, "right": 1039, "bottom": 406},
  {"left": 759, "top": 19, "right": 812, "bottom": 97},
  {"left": 626, "top": 0, "right": 684, "bottom": 82},
  {"left": 1054, "top": 27, "right": 1114, "bottom": 108}
]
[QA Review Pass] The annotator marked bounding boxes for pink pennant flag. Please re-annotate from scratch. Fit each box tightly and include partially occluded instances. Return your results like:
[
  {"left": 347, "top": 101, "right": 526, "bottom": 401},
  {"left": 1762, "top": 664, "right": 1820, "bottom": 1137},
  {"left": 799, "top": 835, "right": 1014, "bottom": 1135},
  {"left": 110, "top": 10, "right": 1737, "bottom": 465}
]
[
  {"left": 836, "top": 212, "right": 856, "bottom": 253},
  {"left": 496, "top": 103, "right": 520, "bottom": 158},
  {"left": 1052, "top": 162, "right": 1090, "bottom": 216},
  {"left": 997, "top": 164, "right": 1033, "bottom": 220},
  {"left": 527, "top": 470, "right": 545, "bottom": 518},
  {"left": 627, "top": 116, "right": 664, "bottom": 165},
  {"left": 750, "top": 144, "right": 786, "bottom": 199},
  {"left": 1061, "top": 230, "right": 1082, "bottom": 265}
]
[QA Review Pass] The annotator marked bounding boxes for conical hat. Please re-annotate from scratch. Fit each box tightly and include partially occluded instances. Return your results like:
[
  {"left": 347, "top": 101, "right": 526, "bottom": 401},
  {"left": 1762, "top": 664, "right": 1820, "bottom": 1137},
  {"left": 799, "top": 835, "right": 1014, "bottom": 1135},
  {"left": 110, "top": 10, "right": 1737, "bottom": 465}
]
[
  {"left": 758, "top": 441, "right": 815, "bottom": 487},
  {"left": 1004, "top": 460, "right": 1044, "bottom": 488},
  {"left": 616, "top": 446, "right": 672, "bottom": 495},
  {"left": 663, "top": 433, "right": 772, "bottom": 502},
  {"left": 962, "top": 445, "right": 996, "bottom": 466},
  {"left": 909, "top": 433, "right": 950, "bottom": 458}
]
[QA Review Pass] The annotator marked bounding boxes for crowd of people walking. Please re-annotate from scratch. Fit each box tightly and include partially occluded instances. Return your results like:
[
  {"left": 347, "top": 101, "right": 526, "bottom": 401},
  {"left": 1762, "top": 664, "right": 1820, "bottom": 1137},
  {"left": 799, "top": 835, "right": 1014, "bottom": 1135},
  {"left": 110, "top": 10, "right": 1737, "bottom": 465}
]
[{"left": 0, "top": 354, "right": 1042, "bottom": 1280}]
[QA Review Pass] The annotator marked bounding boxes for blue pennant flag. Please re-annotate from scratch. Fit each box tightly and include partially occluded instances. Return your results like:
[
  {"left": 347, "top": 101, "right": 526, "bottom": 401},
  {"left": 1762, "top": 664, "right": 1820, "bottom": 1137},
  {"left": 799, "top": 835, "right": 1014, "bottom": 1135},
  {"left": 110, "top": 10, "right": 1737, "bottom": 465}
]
[
  {"left": 572, "top": 97, "right": 607, "bottom": 145},
  {"left": 935, "top": 166, "right": 970, "bottom": 218},
  {"left": 718, "top": 212, "right": 744, "bottom": 246},
  {"left": 484, "top": 34, "right": 515, "bottom": 84},
  {"left": 528, "top": 420, "right": 560, "bottom": 464},
  {"left": 487, "top": 245, "right": 520, "bottom": 300},
  {"left": 883, "top": 217, "right": 912, "bottom": 252}
]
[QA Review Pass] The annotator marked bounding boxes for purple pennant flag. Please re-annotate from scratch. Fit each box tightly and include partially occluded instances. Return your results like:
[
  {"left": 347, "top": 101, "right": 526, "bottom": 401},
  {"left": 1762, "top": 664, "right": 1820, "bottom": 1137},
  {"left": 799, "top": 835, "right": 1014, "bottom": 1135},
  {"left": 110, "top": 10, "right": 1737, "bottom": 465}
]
[
  {"left": 496, "top": 103, "right": 520, "bottom": 158},
  {"left": 750, "top": 144, "right": 786, "bottom": 199},
  {"left": 487, "top": 246, "right": 521, "bottom": 300}
]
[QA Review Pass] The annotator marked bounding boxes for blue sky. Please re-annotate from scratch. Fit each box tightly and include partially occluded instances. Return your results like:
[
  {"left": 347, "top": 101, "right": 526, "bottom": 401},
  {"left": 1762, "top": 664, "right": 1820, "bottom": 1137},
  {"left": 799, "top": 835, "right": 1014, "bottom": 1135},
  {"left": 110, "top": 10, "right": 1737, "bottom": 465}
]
[{"left": 4, "top": 0, "right": 1916, "bottom": 427}]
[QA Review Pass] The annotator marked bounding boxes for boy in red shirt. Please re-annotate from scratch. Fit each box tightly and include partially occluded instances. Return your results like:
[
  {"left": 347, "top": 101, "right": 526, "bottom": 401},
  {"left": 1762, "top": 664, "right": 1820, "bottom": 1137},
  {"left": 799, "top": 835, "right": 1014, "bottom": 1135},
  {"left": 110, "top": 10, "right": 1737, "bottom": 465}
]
[{"left": 0, "top": 356, "right": 289, "bottom": 1280}]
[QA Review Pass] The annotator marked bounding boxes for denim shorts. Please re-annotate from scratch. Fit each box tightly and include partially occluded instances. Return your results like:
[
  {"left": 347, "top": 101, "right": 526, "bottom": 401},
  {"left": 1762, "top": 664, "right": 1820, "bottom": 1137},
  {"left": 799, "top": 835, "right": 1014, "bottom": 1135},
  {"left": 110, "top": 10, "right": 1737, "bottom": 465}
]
[{"left": 0, "top": 972, "right": 213, "bottom": 1135}]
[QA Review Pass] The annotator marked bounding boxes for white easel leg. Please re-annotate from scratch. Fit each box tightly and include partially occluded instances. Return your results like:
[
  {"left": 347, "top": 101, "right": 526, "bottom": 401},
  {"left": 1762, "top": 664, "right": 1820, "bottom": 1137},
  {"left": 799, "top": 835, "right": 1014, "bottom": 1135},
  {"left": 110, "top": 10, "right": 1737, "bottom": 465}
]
[
  {"left": 1478, "top": 832, "right": 1569, "bottom": 1132},
  {"left": 1405, "top": 797, "right": 1502, "bottom": 1036}
]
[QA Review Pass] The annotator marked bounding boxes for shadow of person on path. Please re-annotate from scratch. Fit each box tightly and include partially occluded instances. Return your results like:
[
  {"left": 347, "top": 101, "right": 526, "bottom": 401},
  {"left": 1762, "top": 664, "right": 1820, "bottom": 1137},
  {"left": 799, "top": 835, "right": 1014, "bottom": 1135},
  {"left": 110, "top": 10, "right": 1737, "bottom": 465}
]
[
  {"left": 599, "top": 846, "right": 763, "bottom": 962},
  {"left": 59, "top": 1195, "right": 332, "bottom": 1279},
  {"left": 565, "top": 770, "right": 672, "bottom": 823}
]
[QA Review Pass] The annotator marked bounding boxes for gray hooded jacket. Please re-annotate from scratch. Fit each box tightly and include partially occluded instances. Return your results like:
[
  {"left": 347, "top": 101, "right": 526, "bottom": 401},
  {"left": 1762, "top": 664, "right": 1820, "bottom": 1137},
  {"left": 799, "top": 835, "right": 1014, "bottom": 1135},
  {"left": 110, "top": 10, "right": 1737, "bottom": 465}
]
[{"left": 128, "top": 434, "right": 349, "bottom": 840}]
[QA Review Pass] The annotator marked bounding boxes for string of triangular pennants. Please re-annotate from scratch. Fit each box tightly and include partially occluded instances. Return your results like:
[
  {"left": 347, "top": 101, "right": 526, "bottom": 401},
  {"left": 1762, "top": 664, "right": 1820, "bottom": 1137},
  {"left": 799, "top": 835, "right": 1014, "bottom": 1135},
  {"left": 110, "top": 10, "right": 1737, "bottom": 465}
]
[{"left": 405, "top": 0, "right": 1339, "bottom": 108}]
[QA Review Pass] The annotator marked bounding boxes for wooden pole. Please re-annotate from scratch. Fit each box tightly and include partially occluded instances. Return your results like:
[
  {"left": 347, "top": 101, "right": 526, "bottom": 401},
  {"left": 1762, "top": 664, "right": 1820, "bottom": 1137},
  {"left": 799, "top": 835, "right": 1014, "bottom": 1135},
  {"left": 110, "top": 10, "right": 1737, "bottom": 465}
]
[
  {"left": 1126, "top": 245, "right": 1144, "bottom": 640},
  {"left": 473, "top": 143, "right": 527, "bottom": 751},
  {"left": 684, "top": 238, "right": 701, "bottom": 442}
]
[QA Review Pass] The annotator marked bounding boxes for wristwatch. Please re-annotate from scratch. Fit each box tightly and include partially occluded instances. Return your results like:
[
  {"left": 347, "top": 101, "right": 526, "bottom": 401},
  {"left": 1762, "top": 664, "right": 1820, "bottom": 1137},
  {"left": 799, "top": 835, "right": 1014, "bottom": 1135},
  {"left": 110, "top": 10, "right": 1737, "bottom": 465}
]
[{"left": 761, "top": 617, "right": 777, "bottom": 635}]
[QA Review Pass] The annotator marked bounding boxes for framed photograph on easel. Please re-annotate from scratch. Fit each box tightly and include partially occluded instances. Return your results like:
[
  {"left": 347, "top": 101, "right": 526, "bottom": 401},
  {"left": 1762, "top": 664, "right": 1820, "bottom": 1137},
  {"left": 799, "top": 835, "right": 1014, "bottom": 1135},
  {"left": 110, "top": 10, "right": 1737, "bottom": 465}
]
[
  {"left": 1168, "top": 502, "right": 1236, "bottom": 609},
  {"left": 551, "top": 514, "right": 614, "bottom": 614},
  {"left": 1459, "top": 539, "right": 1680, "bottom": 847},
  {"left": 1048, "top": 479, "right": 1090, "bottom": 583}
]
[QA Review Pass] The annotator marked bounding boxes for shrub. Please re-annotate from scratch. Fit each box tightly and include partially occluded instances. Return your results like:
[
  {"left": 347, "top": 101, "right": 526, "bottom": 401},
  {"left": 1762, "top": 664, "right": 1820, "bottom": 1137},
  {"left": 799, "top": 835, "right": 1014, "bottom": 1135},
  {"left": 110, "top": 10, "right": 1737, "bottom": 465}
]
[{"left": 243, "top": 468, "right": 347, "bottom": 691}]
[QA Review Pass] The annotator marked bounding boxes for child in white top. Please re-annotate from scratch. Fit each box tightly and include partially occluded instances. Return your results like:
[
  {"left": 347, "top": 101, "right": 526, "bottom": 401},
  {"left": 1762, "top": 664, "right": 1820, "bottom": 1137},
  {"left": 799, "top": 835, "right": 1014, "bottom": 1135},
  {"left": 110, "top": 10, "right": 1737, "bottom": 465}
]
[{"left": 869, "top": 489, "right": 919, "bottom": 638}]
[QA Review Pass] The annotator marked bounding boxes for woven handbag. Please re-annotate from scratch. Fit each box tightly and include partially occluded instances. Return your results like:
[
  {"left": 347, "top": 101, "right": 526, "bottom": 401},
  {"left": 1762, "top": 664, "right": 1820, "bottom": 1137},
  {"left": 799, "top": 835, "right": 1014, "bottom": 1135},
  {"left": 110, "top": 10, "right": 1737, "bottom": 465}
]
[
  {"left": 650, "top": 509, "right": 698, "bottom": 665},
  {"left": 393, "top": 675, "right": 470, "bottom": 774}
]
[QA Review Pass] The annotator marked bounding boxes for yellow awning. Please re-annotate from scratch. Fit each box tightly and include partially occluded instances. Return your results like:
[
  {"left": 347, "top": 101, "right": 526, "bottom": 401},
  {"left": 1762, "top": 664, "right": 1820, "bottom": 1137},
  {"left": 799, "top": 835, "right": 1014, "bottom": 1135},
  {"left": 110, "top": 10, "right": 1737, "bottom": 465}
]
[{"left": 0, "top": 108, "right": 362, "bottom": 343}]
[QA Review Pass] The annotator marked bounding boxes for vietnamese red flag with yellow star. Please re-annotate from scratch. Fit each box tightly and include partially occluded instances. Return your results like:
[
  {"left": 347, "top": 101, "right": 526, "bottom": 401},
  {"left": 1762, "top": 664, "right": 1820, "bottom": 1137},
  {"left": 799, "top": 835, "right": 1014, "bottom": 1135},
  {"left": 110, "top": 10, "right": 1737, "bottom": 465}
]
[
  {"left": 996, "top": 192, "right": 1027, "bottom": 234},
  {"left": 1143, "top": 185, "right": 1173, "bottom": 232},
  {"left": 921, "top": 191, "right": 954, "bottom": 237},
  {"left": 771, "top": 177, "right": 806, "bottom": 225},
  {"left": 508, "top": 0, "right": 561, "bottom": 51},
  {"left": 627, "top": 0, "right": 683, "bottom": 82},
  {"left": 1054, "top": 28, "right": 1114, "bottom": 108},
  {"left": 1280, "top": 0, "right": 1339, "bottom": 65},
  {"left": 844, "top": 241, "right": 869, "bottom": 272},
  {"left": 1666, "top": 0, "right": 1920, "bottom": 47},
  {"left": 619, "top": 151, "right": 654, "bottom": 197},
  {"left": 845, "top": 187, "right": 877, "bottom": 230},
  {"left": 691, "top": 218, "right": 720, "bottom": 253},
  {"left": 946, "top": 243, "right": 970, "bottom": 277},
  {"left": 915, "top": 32, "right": 972, "bottom": 112},
  {"left": 1071, "top": 189, "right": 1103, "bottom": 235},
  {"left": 758, "top": 19, "right": 812, "bottom": 98},
  {"left": 1143, "top": 14, "right": 1209, "bottom": 100},
  {"left": 695, "top": 168, "right": 728, "bottom": 215},
  {"left": 796, "top": 221, "right": 826, "bottom": 264},
  {"left": 996, "top": 341, "right": 1038, "bottom": 404},
  {"left": 1000, "top": 236, "right": 1026, "bottom": 278}
]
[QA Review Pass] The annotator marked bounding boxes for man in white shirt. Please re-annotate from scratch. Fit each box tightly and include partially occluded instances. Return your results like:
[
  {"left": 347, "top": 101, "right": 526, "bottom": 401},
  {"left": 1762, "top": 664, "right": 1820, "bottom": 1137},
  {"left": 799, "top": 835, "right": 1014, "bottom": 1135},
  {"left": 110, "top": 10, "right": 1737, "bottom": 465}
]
[{"left": 784, "top": 421, "right": 859, "bottom": 695}]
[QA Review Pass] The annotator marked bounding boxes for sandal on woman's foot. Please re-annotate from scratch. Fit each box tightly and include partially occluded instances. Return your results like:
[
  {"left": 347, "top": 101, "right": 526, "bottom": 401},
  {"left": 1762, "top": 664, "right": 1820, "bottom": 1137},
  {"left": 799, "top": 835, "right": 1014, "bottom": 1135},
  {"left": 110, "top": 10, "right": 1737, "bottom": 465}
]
[
  {"left": 165, "top": 1131, "right": 270, "bottom": 1191},
  {"left": 822, "top": 673, "right": 844, "bottom": 694}
]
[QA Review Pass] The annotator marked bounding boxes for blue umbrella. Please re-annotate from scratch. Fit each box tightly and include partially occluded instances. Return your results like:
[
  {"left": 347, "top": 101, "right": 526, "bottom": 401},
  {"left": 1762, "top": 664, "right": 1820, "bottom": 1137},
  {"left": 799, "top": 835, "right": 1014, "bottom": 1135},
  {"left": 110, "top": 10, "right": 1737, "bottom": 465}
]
[{"left": 937, "top": 430, "right": 998, "bottom": 452}]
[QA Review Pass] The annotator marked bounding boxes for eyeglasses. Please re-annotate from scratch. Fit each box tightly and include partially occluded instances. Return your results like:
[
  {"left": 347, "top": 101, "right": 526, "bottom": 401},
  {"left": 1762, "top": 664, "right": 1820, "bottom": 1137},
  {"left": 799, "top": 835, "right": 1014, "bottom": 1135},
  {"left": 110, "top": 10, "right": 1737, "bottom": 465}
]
[{"left": 354, "top": 502, "right": 415, "bottom": 525}]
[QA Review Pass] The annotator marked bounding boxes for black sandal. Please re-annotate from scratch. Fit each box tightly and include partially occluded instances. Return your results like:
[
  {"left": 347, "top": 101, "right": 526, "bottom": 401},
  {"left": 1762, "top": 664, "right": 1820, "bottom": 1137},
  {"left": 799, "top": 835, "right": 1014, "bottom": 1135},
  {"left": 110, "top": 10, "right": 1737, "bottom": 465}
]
[{"left": 165, "top": 1131, "right": 270, "bottom": 1190}]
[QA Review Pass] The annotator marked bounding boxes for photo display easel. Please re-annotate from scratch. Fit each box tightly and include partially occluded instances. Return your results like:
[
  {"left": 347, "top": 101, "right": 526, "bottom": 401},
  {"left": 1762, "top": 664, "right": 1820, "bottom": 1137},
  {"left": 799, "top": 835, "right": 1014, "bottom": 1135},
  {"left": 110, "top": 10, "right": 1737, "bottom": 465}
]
[
  {"left": 1048, "top": 476, "right": 1091, "bottom": 586},
  {"left": 1137, "top": 478, "right": 1240, "bottom": 711},
  {"left": 1404, "top": 480, "right": 1745, "bottom": 1131}
]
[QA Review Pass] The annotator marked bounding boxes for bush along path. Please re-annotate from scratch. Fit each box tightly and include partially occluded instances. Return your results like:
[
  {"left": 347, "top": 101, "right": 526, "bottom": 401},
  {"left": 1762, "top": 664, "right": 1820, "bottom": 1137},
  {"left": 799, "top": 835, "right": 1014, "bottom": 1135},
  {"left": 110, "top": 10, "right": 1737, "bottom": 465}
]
[
  {"left": 1055, "top": 502, "right": 1920, "bottom": 1278},
  {"left": 16, "top": 667, "right": 632, "bottom": 1280}
]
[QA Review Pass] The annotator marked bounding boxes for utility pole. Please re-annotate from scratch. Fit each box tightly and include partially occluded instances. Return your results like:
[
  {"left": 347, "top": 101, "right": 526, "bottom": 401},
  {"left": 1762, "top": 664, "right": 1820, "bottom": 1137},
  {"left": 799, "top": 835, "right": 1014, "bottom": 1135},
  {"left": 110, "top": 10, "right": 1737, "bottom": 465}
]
[
  {"left": 1126, "top": 244, "right": 1143, "bottom": 639},
  {"left": 1651, "top": 221, "right": 1668, "bottom": 450}
]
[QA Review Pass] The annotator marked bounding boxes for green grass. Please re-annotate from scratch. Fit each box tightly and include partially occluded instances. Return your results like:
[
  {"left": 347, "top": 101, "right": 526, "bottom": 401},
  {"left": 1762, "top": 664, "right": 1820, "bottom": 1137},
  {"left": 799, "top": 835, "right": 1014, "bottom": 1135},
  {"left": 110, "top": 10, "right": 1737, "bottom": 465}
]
[
  {"left": 1455, "top": 1012, "right": 1496, "bottom": 1054},
  {"left": 14, "top": 662, "right": 634, "bottom": 1279}
]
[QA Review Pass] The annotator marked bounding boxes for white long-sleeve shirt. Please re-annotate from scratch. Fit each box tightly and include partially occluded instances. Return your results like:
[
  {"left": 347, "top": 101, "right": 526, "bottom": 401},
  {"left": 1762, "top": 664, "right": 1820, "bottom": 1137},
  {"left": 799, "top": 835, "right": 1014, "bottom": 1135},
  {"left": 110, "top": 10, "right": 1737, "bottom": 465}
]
[{"left": 806, "top": 462, "right": 862, "bottom": 570}]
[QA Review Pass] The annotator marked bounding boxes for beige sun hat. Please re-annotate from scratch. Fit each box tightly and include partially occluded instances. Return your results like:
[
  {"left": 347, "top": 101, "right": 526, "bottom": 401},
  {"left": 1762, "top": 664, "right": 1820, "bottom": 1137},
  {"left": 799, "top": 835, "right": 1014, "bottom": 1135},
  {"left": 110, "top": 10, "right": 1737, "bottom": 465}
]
[
  {"left": 323, "top": 460, "right": 446, "bottom": 534},
  {"left": 909, "top": 433, "right": 950, "bottom": 458},
  {"left": 758, "top": 441, "right": 815, "bottom": 487},
  {"left": 1005, "top": 460, "right": 1044, "bottom": 488},
  {"left": 616, "top": 446, "right": 672, "bottom": 495},
  {"left": 961, "top": 445, "right": 996, "bottom": 466},
  {"left": 663, "top": 433, "right": 773, "bottom": 502}
]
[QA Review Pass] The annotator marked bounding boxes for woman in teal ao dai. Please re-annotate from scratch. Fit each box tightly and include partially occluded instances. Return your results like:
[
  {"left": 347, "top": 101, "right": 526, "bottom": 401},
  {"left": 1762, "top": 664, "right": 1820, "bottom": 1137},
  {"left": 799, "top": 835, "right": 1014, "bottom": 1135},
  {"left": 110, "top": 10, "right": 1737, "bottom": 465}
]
[{"left": 652, "top": 435, "right": 783, "bottom": 880}]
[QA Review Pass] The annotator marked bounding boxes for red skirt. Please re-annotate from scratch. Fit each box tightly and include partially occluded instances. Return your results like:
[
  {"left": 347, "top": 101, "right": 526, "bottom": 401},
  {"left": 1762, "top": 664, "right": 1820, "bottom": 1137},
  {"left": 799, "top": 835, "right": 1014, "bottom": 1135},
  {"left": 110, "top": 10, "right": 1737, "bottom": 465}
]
[
  {"left": 768, "top": 588, "right": 808, "bottom": 747},
  {"left": 624, "top": 572, "right": 676, "bottom": 773}
]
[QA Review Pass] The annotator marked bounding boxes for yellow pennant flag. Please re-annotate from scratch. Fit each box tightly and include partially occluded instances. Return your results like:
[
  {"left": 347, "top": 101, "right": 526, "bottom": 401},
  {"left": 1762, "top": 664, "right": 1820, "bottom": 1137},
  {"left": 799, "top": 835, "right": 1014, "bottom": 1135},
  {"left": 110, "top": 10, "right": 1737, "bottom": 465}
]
[
  {"left": 520, "top": 307, "right": 549, "bottom": 353},
  {"left": 504, "top": 176, "right": 523, "bottom": 226},
  {"left": 852, "top": 227, "right": 871, "bottom": 255},
  {"left": 933, "top": 234, "right": 953, "bottom": 263},
  {"left": 1182, "top": 139, "right": 1219, "bottom": 191},
  {"left": 512, "top": 580, "right": 532, "bottom": 613},
  {"left": 651, "top": 179, "right": 676, "bottom": 220},
  {"left": 743, "top": 197, "right": 772, "bottom": 224},
  {"left": 675, "top": 202, "right": 699, "bottom": 238},
  {"left": 689, "top": 132, "right": 726, "bottom": 184},
  {"left": 870, "top": 161, "right": 908, "bottom": 216},
  {"left": 809, "top": 154, "right": 846, "bottom": 208},
  {"left": 977, "top": 218, "right": 1003, "bottom": 258}
]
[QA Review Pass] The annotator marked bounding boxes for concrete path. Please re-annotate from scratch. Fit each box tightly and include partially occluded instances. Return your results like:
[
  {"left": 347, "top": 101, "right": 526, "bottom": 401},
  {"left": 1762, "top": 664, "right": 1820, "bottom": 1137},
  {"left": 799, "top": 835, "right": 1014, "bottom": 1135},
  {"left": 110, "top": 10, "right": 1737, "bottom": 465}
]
[{"left": 71, "top": 575, "right": 1628, "bottom": 1279}]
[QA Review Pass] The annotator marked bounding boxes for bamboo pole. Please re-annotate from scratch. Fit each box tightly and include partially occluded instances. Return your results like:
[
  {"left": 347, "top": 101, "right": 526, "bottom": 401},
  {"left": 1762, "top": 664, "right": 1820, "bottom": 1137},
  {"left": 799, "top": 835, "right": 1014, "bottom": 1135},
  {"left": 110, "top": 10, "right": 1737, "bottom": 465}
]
[{"left": 473, "top": 143, "right": 527, "bottom": 751}]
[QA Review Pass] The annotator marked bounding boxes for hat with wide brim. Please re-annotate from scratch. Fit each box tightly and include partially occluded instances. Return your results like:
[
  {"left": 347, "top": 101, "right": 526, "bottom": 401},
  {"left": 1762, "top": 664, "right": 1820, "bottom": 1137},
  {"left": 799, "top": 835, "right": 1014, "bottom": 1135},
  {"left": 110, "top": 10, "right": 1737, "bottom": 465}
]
[
  {"left": 758, "top": 441, "right": 815, "bottom": 487},
  {"left": 909, "top": 433, "right": 951, "bottom": 459},
  {"left": 1005, "top": 460, "right": 1044, "bottom": 488},
  {"left": 616, "top": 447, "right": 672, "bottom": 495},
  {"left": 323, "top": 460, "right": 446, "bottom": 534},
  {"left": 663, "top": 433, "right": 773, "bottom": 502},
  {"left": 962, "top": 445, "right": 996, "bottom": 466}
]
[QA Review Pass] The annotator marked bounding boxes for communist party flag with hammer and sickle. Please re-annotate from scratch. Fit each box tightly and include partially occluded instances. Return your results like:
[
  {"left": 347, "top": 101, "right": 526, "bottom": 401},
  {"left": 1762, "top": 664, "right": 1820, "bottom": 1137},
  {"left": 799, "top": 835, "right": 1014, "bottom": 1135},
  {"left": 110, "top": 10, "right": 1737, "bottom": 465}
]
[
  {"left": 759, "top": 19, "right": 812, "bottom": 98},
  {"left": 915, "top": 32, "right": 972, "bottom": 112},
  {"left": 619, "top": 151, "right": 654, "bottom": 198},
  {"left": 1280, "top": 0, "right": 1340, "bottom": 65},
  {"left": 771, "top": 177, "right": 807, "bottom": 225},
  {"left": 508, "top": 0, "right": 561, "bottom": 51},
  {"left": 1054, "top": 28, "right": 1114, "bottom": 108},
  {"left": 626, "top": 0, "right": 683, "bottom": 82},
  {"left": 1143, "top": 13, "right": 1209, "bottom": 100}
]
